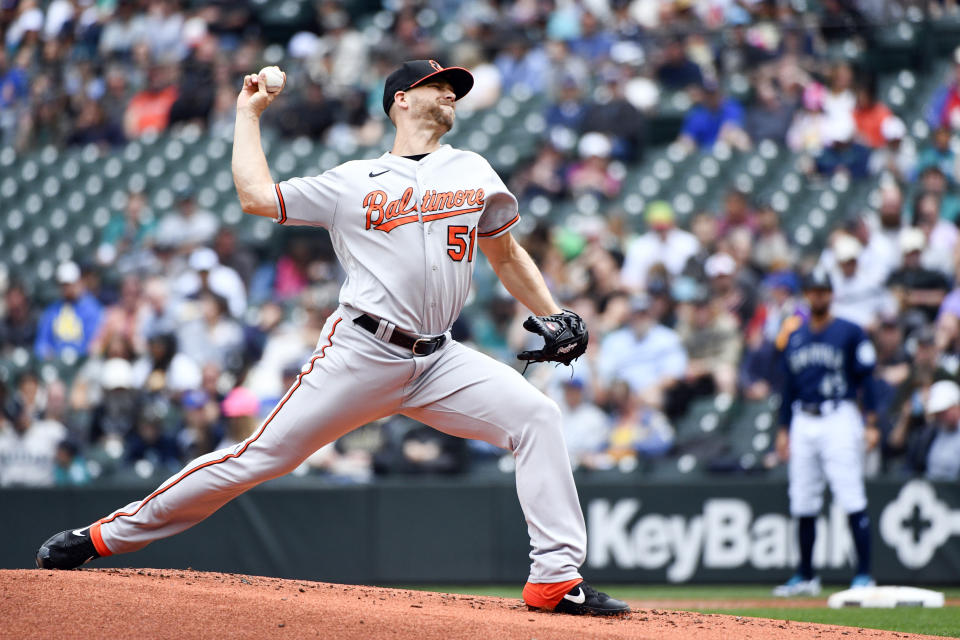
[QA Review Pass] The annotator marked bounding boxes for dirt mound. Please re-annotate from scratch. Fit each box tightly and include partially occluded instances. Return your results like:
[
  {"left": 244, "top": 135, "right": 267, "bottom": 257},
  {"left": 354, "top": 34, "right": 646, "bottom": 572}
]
[{"left": 0, "top": 569, "right": 943, "bottom": 640}]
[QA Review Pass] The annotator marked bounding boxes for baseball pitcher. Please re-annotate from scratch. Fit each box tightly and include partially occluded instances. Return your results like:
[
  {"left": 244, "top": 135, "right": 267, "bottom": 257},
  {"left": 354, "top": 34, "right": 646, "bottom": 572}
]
[{"left": 35, "top": 60, "right": 628, "bottom": 616}]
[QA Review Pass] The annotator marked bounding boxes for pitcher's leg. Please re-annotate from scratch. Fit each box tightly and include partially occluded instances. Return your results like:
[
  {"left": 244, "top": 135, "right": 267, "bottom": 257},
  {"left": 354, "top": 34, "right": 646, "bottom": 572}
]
[
  {"left": 95, "top": 316, "right": 401, "bottom": 556},
  {"left": 403, "top": 342, "right": 585, "bottom": 583}
]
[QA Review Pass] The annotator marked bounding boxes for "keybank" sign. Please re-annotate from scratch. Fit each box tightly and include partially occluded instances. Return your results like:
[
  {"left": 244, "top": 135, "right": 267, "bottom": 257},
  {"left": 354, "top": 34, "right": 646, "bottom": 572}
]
[{"left": 584, "top": 480, "right": 960, "bottom": 583}]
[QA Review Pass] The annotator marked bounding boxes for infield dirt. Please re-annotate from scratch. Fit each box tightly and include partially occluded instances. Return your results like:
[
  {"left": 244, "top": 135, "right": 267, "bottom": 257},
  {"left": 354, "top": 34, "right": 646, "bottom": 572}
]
[{"left": 0, "top": 568, "right": 947, "bottom": 639}]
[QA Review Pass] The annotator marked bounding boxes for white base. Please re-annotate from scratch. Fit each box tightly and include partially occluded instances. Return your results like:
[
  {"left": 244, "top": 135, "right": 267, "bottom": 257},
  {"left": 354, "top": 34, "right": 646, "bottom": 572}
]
[{"left": 827, "top": 586, "right": 944, "bottom": 609}]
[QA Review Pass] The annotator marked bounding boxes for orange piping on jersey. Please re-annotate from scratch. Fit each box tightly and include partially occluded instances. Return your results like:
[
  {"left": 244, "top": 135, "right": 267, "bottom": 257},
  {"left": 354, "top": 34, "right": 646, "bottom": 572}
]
[
  {"left": 421, "top": 206, "right": 483, "bottom": 223},
  {"left": 97, "top": 317, "right": 343, "bottom": 527},
  {"left": 372, "top": 213, "right": 421, "bottom": 233},
  {"left": 275, "top": 184, "right": 287, "bottom": 224},
  {"left": 478, "top": 213, "right": 520, "bottom": 237}
]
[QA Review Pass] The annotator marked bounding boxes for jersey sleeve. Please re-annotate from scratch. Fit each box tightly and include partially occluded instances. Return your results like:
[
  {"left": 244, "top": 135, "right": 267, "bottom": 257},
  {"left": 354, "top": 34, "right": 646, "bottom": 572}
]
[
  {"left": 273, "top": 170, "right": 342, "bottom": 228},
  {"left": 476, "top": 162, "right": 520, "bottom": 238},
  {"left": 777, "top": 341, "right": 795, "bottom": 429}
]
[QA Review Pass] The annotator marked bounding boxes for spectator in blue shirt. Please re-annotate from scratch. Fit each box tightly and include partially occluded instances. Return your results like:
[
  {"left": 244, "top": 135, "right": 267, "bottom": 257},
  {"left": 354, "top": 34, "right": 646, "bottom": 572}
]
[
  {"left": 678, "top": 82, "right": 750, "bottom": 151},
  {"left": 598, "top": 294, "right": 688, "bottom": 409},
  {"left": 34, "top": 262, "right": 104, "bottom": 360}
]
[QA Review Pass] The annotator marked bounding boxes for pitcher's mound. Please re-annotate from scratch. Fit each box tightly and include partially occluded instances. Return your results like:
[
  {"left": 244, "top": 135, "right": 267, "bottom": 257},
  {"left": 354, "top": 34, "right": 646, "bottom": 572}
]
[{"left": 0, "top": 569, "right": 941, "bottom": 639}]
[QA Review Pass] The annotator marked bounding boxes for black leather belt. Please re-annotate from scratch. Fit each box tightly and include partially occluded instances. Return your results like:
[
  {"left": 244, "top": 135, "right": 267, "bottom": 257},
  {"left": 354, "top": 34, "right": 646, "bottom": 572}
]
[
  {"left": 353, "top": 313, "right": 446, "bottom": 356},
  {"left": 798, "top": 401, "right": 840, "bottom": 416}
]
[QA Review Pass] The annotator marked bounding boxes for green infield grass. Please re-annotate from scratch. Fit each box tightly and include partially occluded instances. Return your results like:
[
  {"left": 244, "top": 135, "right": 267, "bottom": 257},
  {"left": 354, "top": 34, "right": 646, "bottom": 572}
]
[{"left": 400, "top": 584, "right": 960, "bottom": 637}]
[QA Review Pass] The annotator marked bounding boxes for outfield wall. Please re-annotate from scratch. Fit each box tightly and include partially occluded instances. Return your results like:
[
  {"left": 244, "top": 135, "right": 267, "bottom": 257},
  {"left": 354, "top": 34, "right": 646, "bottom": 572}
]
[{"left": 5, "top": 478, "right": 958, "bottom": 584}]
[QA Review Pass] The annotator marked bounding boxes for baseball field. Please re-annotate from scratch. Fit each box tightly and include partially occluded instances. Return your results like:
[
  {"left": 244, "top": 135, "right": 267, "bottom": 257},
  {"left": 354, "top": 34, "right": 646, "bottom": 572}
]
[{"left": 2, "top": 569, "right": 957, "bottom": 639}]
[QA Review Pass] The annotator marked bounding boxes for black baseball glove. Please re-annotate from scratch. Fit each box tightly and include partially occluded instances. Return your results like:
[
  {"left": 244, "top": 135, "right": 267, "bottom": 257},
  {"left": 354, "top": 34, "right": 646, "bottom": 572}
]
[{"left": 517, "top": 310, "right": 588, "bottom": 366}]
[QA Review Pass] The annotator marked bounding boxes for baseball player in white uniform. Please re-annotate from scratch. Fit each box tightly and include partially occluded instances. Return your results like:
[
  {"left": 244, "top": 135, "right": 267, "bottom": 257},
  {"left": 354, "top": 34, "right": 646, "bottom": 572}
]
[
  {"left": 772, "top": 271, "right": 878, "bottom": 596},
  {"left": 35, "top": 60, "right": 628, "bottom": 616}
]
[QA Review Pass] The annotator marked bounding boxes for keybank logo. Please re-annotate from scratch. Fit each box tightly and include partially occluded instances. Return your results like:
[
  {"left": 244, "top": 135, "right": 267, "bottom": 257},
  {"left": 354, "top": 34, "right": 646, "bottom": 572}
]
[{"left": 879, "top": 480, "right": 960, "bottom": 569}]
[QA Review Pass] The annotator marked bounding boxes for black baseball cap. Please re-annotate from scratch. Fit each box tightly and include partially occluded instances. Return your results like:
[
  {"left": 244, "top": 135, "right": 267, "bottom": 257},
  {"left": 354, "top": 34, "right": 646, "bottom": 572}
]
[
  {"left": 382, "top": 59, "right": 474, "bottom": 117},
  {"left": 802, "top": 269, "right": 833, "bottom": 292}
]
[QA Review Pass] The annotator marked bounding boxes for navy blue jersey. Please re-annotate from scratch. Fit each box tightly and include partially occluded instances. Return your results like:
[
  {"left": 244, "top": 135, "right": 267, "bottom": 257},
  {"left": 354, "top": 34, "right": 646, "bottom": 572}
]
[{"left": 777, "top": 317, "right": 877, "bottom": 427}]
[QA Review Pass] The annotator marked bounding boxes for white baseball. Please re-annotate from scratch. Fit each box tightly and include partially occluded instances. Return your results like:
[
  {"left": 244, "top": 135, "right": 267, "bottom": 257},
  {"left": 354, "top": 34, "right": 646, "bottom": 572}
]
[{"left": 259, "top": 66, "right": 284, "bottom": 93}]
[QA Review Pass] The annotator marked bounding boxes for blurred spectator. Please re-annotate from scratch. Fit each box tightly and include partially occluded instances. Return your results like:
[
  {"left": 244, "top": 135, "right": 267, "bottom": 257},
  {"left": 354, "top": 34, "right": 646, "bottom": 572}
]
[
  {"left": 176, "top": 292, "right": 244, "bottom": 372},
  {"left": 825, "top": 234, "right": 893, "bottom": 330},
  {"left": 34, "top": 262, "right": 104, "bottom": 360},
  {"left": 814, "top": 113, "right": 871, "bottom": 178},
  {"left": 745, "top": 81, "right": 796, "bottom": 145},
  {"left": 917, "top": 166, "right": 960, "bottom": 223},
  {"left": 915, "top": 126, "right": 958, "bottom": 183},
  {"left": 580, "top": 72, "right": 645, "bottom": 161},
  {"left": 176, "top": 389, "right": 222, "bottom": 460},
  {"left": 751, "top": 204, "right": 795, "bottom": 272},
  {"left": 740, "top": 271, "right": 805, "bottom": 400},
  {"left": 677, "top": 81, "right": 749, "bottom": 151},
  {"left": 566, "top": 133, "right": 622, "bottom": 199},
  {"left": 621, "top": 201, "right": 700, "bottom": 291},
  {"left": 89, "top": 357, "right": 143, "bottom": 447},
  {"left": 605, "top": 380, "right": 674, "bottom": 463},
  {"left": 90, "top": 275, "right": 150, "bottom": 357},
  {"left": 598, "top": 295, "right": 687, "bottom": 407},
  {"left": 545, "top": 76, "right": 587, "bottom": 132},
  {"left": 168, "top": 35, "right": 217, "bottom": 127},
  {"left": 494, "top": 33, "right": 550, "bottom": 94},
  {"left": 0, "top": 397, "right": 66, "bottom": 487},
  {"left": 66, "top": 99, "right": 124, "bottom": 147},
  {"left": 125, "top": 410, "right": 181, "bottom": 474},
  {"left": 925, "top": 46, "right": 960, "bottom": 130},
  {"left": 53, "top": 440, "right": 91, "bottom": 486},
  {"left": 671, "top": 290, "right": 742, "bottom": 413},
  {"left": 886, "top": 228, "right": 950, "bottom": 324},
  {"left": 823, "top": 62, "right": 856, "bottom": 126},
  {"left": 852, "top": 77, "right": 892, "bottom": 149},
  {"left": 557, "top": 378, "right": 610, "bottom": 470},
  {"left": 100, "top": 190, "right": 158, "bottom": 259},
  {"left": 705, "top": 252, "right": 756, "bottom": 328},
  {"left": 717, "top": 189, "right": 757, "bottom": 238},
  {"left": 907, "top": 380, "right": 960, "bottom": 480},
  {"left": 218, "top": 387, "right": 260, "bottom": 449},
  {"left": 655, "top": 38, "right": 703, "bottom": 90},
  {"left": 868, "top": 116, "right": 916, "bottom": 182},
  {"left": 156, "top": 188, "right": 220, "bottom": 251},
  {"left": 913, "top": 190, "right": 958, "bottom": 277},
  {"left": 177, "top": 247, "right": 247, "bottom": 319},
  {"left": 273, "top": 80, "right": 339, "bottom": 139},
  {"left": 787, "top": 82, "right": 830, "bottom": 154},
  {"left": 132, "top": 332, "right": 202, "bottom": 395},
  {"left": 213, "top": 228, "right": 257, "bottom": 288},
  {"left": 375, "top": 417, "right": 467, "bottom": 475},
  {"left": 123, "top": 65, "right": 179, "bottom": 138},
  {"left": 0, "top": 282, "right": 37, "bottom": 354},
  {"left": 512, "top": 143, "right": 566, "bottom": 203}
]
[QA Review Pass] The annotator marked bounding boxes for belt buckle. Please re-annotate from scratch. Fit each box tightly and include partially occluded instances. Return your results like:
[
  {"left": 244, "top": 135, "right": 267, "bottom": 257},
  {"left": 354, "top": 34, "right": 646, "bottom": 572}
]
[{"left": 412, "top": 337, "right": 431, "bottom": 356}]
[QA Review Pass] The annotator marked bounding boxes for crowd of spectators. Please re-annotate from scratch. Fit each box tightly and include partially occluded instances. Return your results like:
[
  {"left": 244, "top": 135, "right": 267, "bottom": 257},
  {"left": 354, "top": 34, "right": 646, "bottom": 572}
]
[{"left": 6, "top": 0, "right": 960, "bottom": 488}]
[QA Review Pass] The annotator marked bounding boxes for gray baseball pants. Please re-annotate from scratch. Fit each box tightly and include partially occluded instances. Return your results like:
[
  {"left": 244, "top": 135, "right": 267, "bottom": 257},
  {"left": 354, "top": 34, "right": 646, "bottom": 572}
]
[{"left": 90, "top": 307, "right": 586, "bottom": 583}]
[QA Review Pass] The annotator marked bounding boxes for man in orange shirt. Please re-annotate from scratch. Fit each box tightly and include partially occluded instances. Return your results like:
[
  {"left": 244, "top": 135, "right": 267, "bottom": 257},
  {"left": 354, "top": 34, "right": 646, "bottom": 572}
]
[
  {"left": 853, "top": 77, "right": 892, "bottom": 149},
  {"left": 124, "top": 66, "right": 179, "bottom": 138}
]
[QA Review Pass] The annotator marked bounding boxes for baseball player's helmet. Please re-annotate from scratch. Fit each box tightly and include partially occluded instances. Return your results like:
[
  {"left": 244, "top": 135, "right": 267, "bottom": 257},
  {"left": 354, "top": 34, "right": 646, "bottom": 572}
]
[{"left": 802, "top": 270, "right": 833, "bottom": 291}]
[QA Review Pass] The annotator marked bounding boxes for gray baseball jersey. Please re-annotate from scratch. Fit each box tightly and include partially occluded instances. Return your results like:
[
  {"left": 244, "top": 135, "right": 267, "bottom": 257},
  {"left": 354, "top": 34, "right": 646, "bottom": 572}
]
[
  {"left": 273, "top": 145, "right": 519, "bottom": 335},
  {"left": 88, "top": 147, "right": 587, "bottom": 586}
]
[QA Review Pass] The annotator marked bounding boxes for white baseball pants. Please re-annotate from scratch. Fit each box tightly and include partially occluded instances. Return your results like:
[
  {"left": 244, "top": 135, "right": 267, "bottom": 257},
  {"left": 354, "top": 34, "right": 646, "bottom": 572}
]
[
  {"left": 788, "top": 400, "right": 868, "bottom": 516},
  {"left": 90, "top": 307, "right": 586, "bottom": 584}
]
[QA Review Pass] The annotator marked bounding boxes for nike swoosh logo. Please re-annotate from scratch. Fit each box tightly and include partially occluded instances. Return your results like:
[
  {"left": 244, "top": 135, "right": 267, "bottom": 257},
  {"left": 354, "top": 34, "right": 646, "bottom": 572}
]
[
  {"left": 564, "top": 588, "right": 585, "bottom": 604},
  {"left": 369, "top": 169, "right": 390, "bottom": 178},
  {"left": 72, "top": 529, "right": 87, "bottom": 537}
]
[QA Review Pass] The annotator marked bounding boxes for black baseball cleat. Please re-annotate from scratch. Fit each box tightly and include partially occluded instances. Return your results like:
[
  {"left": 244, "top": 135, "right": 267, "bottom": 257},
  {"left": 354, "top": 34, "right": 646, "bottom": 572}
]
[
  {"left": 36, "top": 527, "right": 100, "bottom": 570},
  {"left": 552, "top": 582, "right": 630, "bottom": 616}
]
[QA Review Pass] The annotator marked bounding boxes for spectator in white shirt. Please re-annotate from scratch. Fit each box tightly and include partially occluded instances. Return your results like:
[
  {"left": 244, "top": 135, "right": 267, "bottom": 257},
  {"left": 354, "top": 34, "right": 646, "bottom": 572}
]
[
  {"left": 176, "top": 247, "right": 248, "bottom": 319},
  {"left": 620, "top": 201, "right": 700, "bottom": 291},
  {"left": 826, "top": 233, "right": 895, "bottom": 330}
]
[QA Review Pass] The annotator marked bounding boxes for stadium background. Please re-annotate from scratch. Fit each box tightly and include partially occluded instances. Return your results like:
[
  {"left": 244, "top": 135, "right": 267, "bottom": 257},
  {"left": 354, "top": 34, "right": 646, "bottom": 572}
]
[{"left": 3, "top": 0, "right": 960, "bottom": 585}]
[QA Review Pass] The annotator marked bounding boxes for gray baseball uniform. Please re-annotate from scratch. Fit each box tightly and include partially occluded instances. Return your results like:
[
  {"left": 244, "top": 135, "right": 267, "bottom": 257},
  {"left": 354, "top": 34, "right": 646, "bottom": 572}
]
[{"left": 89, "top": 145, "right": 587, "bottom": 584}]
